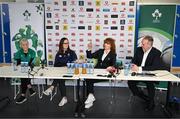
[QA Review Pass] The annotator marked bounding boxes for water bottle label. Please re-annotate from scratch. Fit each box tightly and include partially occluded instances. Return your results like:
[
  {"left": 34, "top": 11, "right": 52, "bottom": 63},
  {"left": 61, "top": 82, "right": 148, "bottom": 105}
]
[
  {"left": 21, "top": 62, "right": 28, "bottom": 73},
  {"left": 75, "top": 63, "right": 79, "bottom": 68},
  {"left": 82, "top": 63, "right": 87, "bottom": 68}
]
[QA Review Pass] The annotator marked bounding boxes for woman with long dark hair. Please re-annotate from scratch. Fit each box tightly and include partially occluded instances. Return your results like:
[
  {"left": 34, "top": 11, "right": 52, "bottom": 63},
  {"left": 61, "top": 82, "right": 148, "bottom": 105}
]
[{"left": 44, "top": 37, "right": 77, "bottom": 106}]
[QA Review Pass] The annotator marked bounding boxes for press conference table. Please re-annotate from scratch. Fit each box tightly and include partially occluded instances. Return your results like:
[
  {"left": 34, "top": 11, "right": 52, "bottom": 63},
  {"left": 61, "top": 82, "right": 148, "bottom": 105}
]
[
  {"left": 0, "top": 66, "right": 179, "bottom": 81},
  {"left": 0, "top": 65, "right": 180, "bottom": 117}
]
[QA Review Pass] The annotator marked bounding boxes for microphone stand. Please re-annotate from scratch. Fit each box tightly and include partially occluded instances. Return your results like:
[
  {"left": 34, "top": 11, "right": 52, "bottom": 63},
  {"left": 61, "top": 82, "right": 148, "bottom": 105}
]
[
  {"left": 40, "top": 63, "right": 48, "bottom": 70},
  {"left": 28, "top": 59, "right": 48, "bottom": 77}
]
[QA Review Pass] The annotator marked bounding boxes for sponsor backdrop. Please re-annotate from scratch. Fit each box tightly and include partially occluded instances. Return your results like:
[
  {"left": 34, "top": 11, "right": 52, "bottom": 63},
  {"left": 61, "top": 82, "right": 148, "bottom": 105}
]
[
  {"left": 9, "top": 3, "right": 45, "bottom": 62},
  {"left": 45, "top": 0, "right": 137, "bottom": 65}
]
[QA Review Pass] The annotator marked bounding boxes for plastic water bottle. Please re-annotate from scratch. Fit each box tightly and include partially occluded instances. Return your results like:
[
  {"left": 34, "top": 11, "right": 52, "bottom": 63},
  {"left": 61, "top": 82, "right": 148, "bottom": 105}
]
[
  {"left": 124, "top": 62, "right": 130, "bottom": 76},
  {"left": 67, "top": 62, "right": 71, "bottom": 74},
  {"left": 24, "top": 62, "right": 29, "bottom": 73},
  {"left": 82, "top": 63, "right": 87, "bottom": 74},
  {"left": 70, "top": 63, "right": 75, "bottom": 74},
  {"left": 74, "top": 63, "right": 79, "bottom": 75},
  {"left": 13, "top": 60, "right": 17, "bottom": 71},
  {"left": 89, "top": 61, "right": 94, "bottom": 74},
  {"left": 87, "top": 63, "right": 90, "bottom": 74},
  {"left": 21, "top": 62, "right": 25, "bottom": 73}
]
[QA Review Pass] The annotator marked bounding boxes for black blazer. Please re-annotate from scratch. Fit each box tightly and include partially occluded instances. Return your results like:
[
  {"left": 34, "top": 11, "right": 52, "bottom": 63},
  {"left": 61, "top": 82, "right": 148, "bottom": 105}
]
[
  {"left": 86, "top": 49, "right": 116, "bottom": 69},
  {"left": 132, "top": 47, "right": 162, "bottom": 71}
]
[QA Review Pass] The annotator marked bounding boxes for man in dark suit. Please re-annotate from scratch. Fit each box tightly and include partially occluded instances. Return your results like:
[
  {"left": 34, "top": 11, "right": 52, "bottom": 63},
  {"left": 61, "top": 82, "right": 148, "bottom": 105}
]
[{"left": 128, "top": 35, "right": 162, "bottom": 111}]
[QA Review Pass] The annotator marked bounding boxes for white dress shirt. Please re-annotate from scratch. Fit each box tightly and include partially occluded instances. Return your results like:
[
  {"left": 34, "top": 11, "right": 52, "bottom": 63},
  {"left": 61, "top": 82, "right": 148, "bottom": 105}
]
[
  {"left": 138, "top": 47, "right": 152, "bottom": 73},
  {"left": 101, "top": 50, "right": 110, "bottom": 61}
]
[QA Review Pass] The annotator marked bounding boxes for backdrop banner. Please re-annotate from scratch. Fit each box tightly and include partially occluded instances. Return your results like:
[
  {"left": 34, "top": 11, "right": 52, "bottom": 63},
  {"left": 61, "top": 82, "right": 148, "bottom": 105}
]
[
  {"left": 9, "top": 3, "right": 46, "bottom": 84},
  {"left": 138, "top": 5, "right": 176, "bottom": 67},
  {"left": 9, "top": 3, "right": 45, "bottom": 64},
  {"left": 45, "top": 0, "right": 137, "bottom": 65}
]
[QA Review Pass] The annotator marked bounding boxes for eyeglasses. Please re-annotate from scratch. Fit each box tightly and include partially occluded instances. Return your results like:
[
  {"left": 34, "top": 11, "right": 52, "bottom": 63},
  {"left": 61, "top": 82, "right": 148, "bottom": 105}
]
[{"left": 63, "top": 42, "right": 69, "bottom": 44}]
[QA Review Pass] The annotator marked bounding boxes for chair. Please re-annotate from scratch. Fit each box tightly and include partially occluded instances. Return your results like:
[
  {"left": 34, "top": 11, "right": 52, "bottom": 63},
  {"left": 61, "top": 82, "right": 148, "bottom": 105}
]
[{"left": 11, "top": 78, "right": 21, "bottom": 99}]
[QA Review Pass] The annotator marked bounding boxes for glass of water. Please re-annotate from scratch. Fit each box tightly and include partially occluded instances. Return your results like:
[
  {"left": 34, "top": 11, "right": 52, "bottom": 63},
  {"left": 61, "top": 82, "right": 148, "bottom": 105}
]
[{"left": 123, "top": 63, "right": 130, "bottom": 76}]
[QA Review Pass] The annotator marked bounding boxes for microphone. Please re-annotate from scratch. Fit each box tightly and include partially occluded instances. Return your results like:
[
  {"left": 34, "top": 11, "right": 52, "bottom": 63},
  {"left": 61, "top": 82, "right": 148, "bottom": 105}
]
[
  {"left": 40, "top": 59, "right": 46, "bottom": 69},
  {"left": 30, "top": 63, "right": 34, "bottom": 71},
  {"left": 131, "top": 72, "right": 156, "bottom": 76},
  {"left": 106, "top": 66, "right": 116, "bottom": 77},
  {"left": 30, "top": 58, "right": 36, "bottom": 71}
]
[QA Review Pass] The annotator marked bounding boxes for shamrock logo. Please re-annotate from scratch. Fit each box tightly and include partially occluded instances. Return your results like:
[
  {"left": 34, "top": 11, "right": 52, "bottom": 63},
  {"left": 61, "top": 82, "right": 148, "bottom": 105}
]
[
  {"left": 152, "top": 9, "right": 162, "bottom": 20},
  {"left": 23, "top": 10, "right": 31, "bottom": 21}
]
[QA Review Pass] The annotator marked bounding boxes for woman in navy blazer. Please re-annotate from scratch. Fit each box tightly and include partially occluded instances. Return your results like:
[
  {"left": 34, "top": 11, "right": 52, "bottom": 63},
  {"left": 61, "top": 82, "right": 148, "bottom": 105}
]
[
  {"left": 85, "top": 38, "right": 116, "bottom": 108},
  {"left": 44, "top": 37, "right": 77, "bottom": 107}
]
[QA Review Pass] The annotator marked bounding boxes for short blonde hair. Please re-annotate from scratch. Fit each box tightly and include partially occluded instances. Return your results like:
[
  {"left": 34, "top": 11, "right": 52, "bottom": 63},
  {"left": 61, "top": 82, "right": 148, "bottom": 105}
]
[{"left": 20, "top": 39, "right": 29, "bottom": 47}]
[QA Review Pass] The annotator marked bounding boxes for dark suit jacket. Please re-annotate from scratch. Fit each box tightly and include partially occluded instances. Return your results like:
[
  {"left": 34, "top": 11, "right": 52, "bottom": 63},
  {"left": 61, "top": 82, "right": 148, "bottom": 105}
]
[
  {"left": 132, "top": 47, "right": 162, "bottom": 71},
  {"left": 86, "top": 49, "right": 116, "bottom": 69}
]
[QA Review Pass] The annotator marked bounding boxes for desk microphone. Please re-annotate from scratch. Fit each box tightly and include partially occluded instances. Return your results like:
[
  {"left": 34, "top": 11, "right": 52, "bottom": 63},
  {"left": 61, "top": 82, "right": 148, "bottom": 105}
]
[
  {"left": 131, "top": 72, "right": 136, "bottom": 76},
  {"left": 131, "top": 72, "right": 155, "bottom": 76},
  {"left": 30, "top": 62, "right": 34, "bottom": 71},
  {"left": 41, "top": 59, "right": 46, "bottom": 69}
]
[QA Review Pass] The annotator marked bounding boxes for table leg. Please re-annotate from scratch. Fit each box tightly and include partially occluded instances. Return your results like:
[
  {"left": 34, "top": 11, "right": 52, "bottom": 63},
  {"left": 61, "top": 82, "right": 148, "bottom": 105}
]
[
  {"left": 74, "top": 79, "right": 80, "bottom": 117},
  {"left": 37, "top": 83, "right": 44, "bottom": 99},
  {"left": 73, "top": 80, "right": 78, "bottom": 102},
  {"left": 74, "top": 79, "right": 86, "bottom": 118},
  {"left": 79, "top": 79, "right": 86, "bottom": 118}
]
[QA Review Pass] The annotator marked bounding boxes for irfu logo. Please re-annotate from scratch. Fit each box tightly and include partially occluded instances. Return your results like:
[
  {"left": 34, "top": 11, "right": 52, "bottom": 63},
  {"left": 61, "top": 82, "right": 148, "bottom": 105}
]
[
  {"left": 23, "top": 10, "right": 31, "bottom": 21},
  {"left": 152, "top": 9, "right": 162, "bottom": 23}
]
